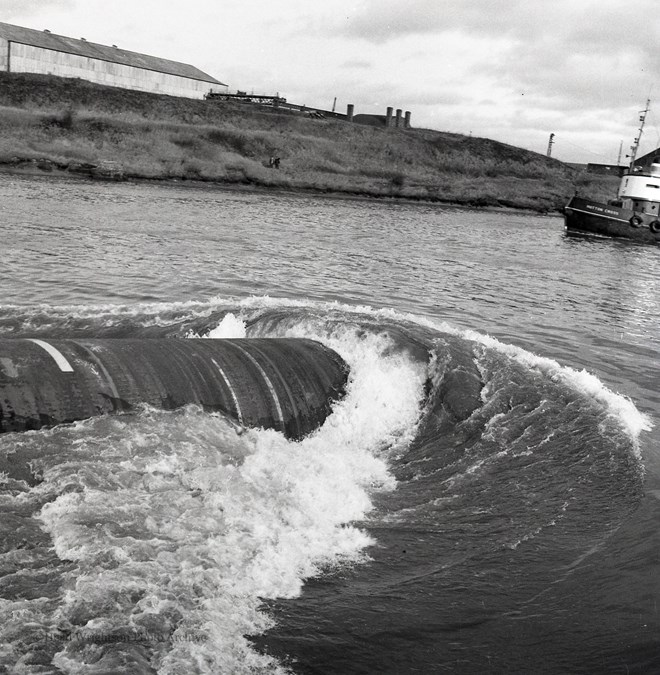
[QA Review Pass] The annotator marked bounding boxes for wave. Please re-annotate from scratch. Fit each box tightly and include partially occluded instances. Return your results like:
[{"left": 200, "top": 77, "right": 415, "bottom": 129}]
[{"left": 0, "top": 296, "right": 651, "bottom": 673}]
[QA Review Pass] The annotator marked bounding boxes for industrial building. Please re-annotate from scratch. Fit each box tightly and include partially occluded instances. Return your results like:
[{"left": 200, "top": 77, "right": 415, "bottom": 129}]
[{"left": 0, "top": 22, "right": 227, "bottom": 99}]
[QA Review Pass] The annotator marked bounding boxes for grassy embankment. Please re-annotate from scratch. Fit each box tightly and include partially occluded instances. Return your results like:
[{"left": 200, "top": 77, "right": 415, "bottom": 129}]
[{"left": 0, "top": 72, "right": 618, "bottom": 212}]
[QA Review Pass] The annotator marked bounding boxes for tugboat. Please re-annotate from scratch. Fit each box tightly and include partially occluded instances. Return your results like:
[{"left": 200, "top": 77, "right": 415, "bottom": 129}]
[{"left": 564, "top": 100, "right": 660, "bottom": 244}]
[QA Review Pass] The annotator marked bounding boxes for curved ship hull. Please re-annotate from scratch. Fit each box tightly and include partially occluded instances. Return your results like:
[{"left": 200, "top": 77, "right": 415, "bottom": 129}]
[
  {"left": 564, "top": 195, "right": 660, "bottom": 244},
  {"left": 0, "top": 337, "right": 348, "bottom": 440}
]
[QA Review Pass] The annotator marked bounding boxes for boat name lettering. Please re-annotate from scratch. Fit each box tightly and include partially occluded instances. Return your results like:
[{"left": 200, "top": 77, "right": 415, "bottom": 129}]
[{"left": 585, "top": 204, "right": 619, "bottom": 216}]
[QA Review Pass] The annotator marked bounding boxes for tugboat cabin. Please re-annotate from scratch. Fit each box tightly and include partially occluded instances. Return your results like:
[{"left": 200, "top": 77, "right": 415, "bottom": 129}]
[{"left": 615, "top": 162, "right": 660, "bottom": 218}]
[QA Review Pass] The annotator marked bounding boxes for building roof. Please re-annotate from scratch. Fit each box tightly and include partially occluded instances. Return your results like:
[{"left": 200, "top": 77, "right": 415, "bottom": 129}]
[
  {"left": 635, "top": 147, "right": 660, "bottom": 168},
  {"left": 0, "top": 22, "right": 225, "bottom": 85}
]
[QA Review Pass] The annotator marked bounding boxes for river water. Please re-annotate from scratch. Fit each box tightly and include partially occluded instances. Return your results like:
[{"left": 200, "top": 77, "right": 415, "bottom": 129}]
[{"left": 1, "top": 173, "right": 659, "bottom": 674}]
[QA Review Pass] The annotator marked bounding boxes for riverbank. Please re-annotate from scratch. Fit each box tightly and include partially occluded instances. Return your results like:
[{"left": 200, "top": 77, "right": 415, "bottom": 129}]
[
  {"left": 0, "top": 72, "right": 616, "bottom": 212},
  {"left": 2, "top": 159, "right": 568, "bottom": 219}
]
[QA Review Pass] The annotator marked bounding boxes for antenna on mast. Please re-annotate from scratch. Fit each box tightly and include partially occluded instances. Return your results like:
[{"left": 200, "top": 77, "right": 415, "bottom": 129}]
[
  {"left": 546, "top": 133, "right": 555, "bottom": 157},
  {"left": 627, "top": 98, "right": 650, "bottom": 170}
]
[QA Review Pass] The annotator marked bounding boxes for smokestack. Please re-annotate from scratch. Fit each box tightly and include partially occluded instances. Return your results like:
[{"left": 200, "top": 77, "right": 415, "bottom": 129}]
[
  {"left": 386, "top": 107, "right": 393, "bottom": 128},
  {"left": 346, "top": 104, "right": 354, "bottom": 122},
  {"left": 404, "top": 111, "right": 411, "bottom": 129},
  {"left": 395, "top": 109, "right": 402, "bottom": 128}
]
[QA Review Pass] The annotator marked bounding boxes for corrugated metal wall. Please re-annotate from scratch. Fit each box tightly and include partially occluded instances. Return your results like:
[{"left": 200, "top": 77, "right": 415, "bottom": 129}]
[
  {"left": 0, "top": 38, "right": 9, "bottom": 71},
  {"left": 8, "top": 43, "right": 227, "bottom": 98}
]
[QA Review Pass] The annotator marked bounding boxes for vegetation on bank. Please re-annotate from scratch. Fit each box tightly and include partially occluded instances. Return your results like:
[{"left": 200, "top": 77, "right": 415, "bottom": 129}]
[{"left": 0, "top": 72, "right": 616, "bottom": 212}]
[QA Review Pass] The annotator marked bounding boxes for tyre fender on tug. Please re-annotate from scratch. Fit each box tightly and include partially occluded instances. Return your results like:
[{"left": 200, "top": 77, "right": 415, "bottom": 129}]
[
  {"left": 649, "top": 220, "right": 660, "bottom": 233},
  {"left": 629, "top": 215, "right": 644, "bottom": 228}
]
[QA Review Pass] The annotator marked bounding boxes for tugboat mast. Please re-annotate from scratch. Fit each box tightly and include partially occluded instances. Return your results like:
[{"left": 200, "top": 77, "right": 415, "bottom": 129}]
[{"left": 628, "top": 98, "right": 651, "bottom": 171}]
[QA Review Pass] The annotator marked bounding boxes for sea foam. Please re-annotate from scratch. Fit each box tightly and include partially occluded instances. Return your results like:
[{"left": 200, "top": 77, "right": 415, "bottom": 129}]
[{"left": 26, "top": 317, "right": 427, "bottom": 674}]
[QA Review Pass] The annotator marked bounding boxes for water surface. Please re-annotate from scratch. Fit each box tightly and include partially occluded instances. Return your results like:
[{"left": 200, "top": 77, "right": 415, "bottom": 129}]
[{"left": 1, "top": 173, "right": 659, "bottom": 674}]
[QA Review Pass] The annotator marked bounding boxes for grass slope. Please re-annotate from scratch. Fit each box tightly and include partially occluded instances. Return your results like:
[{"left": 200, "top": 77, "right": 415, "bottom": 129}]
[{"left": 0, "top": 72, "right": 614, "bottom": 211}]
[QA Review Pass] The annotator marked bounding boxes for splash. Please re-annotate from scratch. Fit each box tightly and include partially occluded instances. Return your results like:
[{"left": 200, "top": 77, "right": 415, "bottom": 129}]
[
  {"left": 202, "top": 313, "right": 247, "bottom": 339},
  {"left": 0, "top": 318, "right": 427, "bottom": 674},
  {"left": 461, "top": 329, "right": 653, "bottom": 456},
  {"left": 2, "top": 292, "right": 649, "bottom": 448}
]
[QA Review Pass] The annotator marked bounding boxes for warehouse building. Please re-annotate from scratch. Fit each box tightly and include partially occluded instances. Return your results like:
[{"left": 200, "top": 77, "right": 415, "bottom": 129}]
[{"left": 0, "top": 22, "right": 227, "bottom": 99}]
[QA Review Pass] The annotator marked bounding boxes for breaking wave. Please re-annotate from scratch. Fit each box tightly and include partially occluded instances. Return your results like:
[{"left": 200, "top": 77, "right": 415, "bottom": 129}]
[{"left": 0, "top": 296, "right": 650, "bottom": 673}]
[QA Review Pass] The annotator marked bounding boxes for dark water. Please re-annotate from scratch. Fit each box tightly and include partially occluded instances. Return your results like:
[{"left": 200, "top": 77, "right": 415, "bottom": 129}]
[{"left": 1, "top": 174, "right": 659, "bottom": 674}]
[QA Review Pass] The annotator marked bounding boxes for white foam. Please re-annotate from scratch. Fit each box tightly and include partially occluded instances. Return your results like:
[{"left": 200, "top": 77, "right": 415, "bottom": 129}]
[
  {"left": 9, "top": 289, "right": 647, "bottom": 456},
  {"left": 202, "top": 313, "right": 247, "bottom": 339},
  {"left": 232, "top": 296, "right": 653, "bottom": 448},
  {"left": 2, "top": 294, "right": 652, "bottom": 672},
  {"left": 28, "top": 321, "right": 426, "bottom": 673},
  {"left": 461, "top": 329, "right": 653, "bottom": 451}
]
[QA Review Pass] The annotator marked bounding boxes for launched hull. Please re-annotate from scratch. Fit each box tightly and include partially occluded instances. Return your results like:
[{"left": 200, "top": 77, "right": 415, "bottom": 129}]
[{"left": 564, "top": 195, "right": 660, "bottom": 244}]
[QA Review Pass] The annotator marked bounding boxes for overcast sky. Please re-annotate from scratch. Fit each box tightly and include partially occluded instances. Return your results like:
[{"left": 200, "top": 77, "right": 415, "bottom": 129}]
[{"left": 3, "top": 0, "right": 660, "bottom": 164}]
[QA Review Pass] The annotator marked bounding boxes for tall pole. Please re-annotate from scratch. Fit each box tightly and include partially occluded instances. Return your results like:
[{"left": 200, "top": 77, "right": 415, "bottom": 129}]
[
  {"left": 628, "top": 98, "right": 650, "bottom": 170},
  {"left": 546, "top": 133, "right": 555, "bottom": 157},
  {"left": 616, "top": 140, "right": 623, "bottom": 166}
]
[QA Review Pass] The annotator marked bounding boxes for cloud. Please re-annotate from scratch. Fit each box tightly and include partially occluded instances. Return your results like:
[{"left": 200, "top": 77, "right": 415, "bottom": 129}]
[
  {"left": 341, "top": 59, "right": 372, "bottom": 70},
  {"left": 341, "top": 0, "right": 655, "bottom": 48},
  {"left": 332, "top": 0, "right": 658, "bottom": 157},
  {"left": 342, "top": 0, "right": 538, "bottom": 43},
  {"left": 0, "top": 0, "right": 73, "bottom": 18},
  {"left": 339, "top": 0, "right": 658, "bottom": 111}
]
